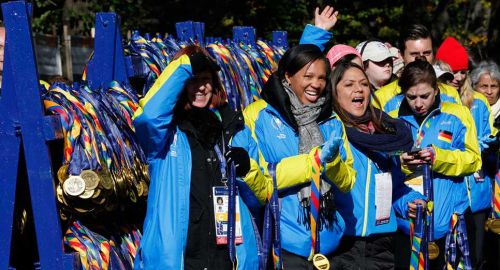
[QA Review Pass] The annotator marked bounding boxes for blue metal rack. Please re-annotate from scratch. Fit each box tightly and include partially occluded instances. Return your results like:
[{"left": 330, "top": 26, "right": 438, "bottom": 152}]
[
  {"left": 0, "top": 1, "right": 78, "bottom": 269},
  {"left": 0, "top": 2, "right": 129, "bottom": 268},
  {"left": 86, "top": 12, "right": 129, "bottom": 89}
]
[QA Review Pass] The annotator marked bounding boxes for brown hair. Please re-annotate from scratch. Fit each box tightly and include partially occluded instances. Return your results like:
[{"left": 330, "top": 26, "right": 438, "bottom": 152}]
[
  {"left": 398, "top": 59, "right": 438, "bottom": 94},
  {"left": 173, "top": 45, "right": 226, "bottom": 111},
  {"left": 330, "top": 61, "right": 385, "bottom": 131}
]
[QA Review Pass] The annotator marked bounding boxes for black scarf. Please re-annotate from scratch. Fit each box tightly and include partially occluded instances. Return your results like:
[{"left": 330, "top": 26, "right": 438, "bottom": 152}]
[{"left": 344, "top": 108, "right": 413, "bottom": 170}]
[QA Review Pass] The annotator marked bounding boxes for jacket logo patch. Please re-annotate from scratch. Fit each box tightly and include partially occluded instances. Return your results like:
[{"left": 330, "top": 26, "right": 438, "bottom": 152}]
[
  {"left": 438, "top": 130, "right": 452, "bottom": 143},
  {"left": 271, "top": 116, "right": 286, "bottom": 139},
  {"left": 439, "top": 120, "right": 452, "bottom": 126}
]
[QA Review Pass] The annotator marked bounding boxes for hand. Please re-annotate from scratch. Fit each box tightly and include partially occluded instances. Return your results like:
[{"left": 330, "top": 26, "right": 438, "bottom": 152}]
[
  {"left": 402, "top": 147, "right": 434, "bottom": 167},
  {"left": 314, "top": 5, "right": 339, "bottom": 31},
  {"left": 319, "top": 135, "right": 341, "bottom": 163},
  {"left": 188, "top": 52, "right": 220, "bottom": 75},
  {"left": 225, "top": 147, "right": 250, "bottom": 177},
  {"left": 479, "top": 135, "right": 497, "bottom": 151},
  {"left": 408, "top": 199, "right": 427, "bottom": 219}
]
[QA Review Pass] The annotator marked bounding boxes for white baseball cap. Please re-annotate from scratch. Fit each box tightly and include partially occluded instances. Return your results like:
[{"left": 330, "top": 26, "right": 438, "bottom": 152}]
[
  {"left": 433, "top": 65, "right": 454, "bottom": 81},
  {"left": 356, "top": 41, "right": 394, "bottom": 62}
]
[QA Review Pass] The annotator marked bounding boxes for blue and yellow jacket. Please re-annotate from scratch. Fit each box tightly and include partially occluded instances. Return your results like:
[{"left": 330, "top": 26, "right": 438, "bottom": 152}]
[
  {"left": 375, "top": 80, "right": 462, "bottom": 115},
  {"left": 467, "top": 92, "right": 495, "bottom": 212},
  {"left": 132, "top": 55, "right": 259, "bottom": 269},
  {"left": 393, "top": 100, "right": 481, "bottom": 240},
  {"left": 337, "top": 143, "right": 425, "bottom": 237},
  {"left": 231, "top": 74, "right": 356, "bottom": 257}
]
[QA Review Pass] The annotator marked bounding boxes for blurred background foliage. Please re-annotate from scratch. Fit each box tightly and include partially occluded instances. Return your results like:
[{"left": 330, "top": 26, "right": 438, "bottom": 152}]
[{"left": 5, "top": 0, "right": 499, "bottom": 64}]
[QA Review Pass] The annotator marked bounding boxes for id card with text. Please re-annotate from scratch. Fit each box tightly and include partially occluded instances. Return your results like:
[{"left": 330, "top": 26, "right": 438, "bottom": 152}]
[{"left": 213, "top": 186, "right": 243, "bottom": 245}]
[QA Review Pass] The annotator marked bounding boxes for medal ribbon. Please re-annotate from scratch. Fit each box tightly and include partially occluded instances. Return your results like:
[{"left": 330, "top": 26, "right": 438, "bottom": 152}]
[
  {"left": 263, "top": 163, "right": 283, "bottom": 269},
  {"left": 410, "top": 204, "right": 426, "bottom": 270},
  {"left": 493, "top": 171, "right": 500, "bottom": 219},
  {"left": 308, "top": 149, "right": 322, "bottom": 259},
  {"left": 445, "top": 213, "right": 472, "bottom": 270}
]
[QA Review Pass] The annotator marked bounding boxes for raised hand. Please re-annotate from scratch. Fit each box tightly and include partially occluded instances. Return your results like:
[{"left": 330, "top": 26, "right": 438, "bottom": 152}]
[{"left": 314, "top": 5, "right": 340, "bottom": 31}]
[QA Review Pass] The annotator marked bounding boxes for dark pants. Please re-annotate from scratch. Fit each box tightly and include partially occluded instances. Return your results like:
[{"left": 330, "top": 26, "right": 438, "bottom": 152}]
[
  {"left": 394, "top": 209, "right": 473, "bottom": 270},
  {"left": 485, "top": 230, "right": 500, "bottom": 269},
  {"left": 468, "top": 209, "right": 488, "bottom": 269},
  {"left": 281, "top": 249, "right": 336, "bottom": 270},
  {"left": 330, "top": 234, "right": 395, "bottom": 270}
]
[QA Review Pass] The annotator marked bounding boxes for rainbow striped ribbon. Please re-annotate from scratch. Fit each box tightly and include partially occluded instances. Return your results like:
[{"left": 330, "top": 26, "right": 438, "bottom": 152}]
[
  {"left": 410, "top": 204, "right": 426, "bottom": 270},
  {"left": 445, "top": 214, "right": 472, "bottom": 270},
  {"left": 493, "top": 171, "right": 500, "bottom": 219},
  {"left": 308, "top": 149, "right": 322, "bottom": 259}
]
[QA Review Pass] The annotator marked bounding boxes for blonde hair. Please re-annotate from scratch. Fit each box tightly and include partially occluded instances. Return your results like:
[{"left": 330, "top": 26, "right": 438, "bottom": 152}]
[{"left": 436, "top": 60, "right": 474, "bottom": 108}]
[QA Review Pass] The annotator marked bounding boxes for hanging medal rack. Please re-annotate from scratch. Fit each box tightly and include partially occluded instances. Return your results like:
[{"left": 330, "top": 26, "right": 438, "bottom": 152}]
[{"left": 0, "top": 1, "right": 134, "bottom": 268}]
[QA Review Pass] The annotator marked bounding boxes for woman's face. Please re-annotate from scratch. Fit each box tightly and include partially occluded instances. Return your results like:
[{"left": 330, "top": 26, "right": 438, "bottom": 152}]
[
  {"left": 365, "top": 59, "right": 393, "bottom": 88},
  {"left": 186, "top": 70, "right": 214, "bottom": 108},
  {"left": 285, "top": 59, "right": 327, "bottom": 105},
  {"left": 451, "top": 70, "right": 467, "bottom": 90},
  {"left": 404, "top": 82, "right": 438, "bottom": 116},
  {"left": 476, "top": 73, "right": 500, "bottom": 105},
  {"left": 336, "top": 67, "right": 371, "bottom": 117}
]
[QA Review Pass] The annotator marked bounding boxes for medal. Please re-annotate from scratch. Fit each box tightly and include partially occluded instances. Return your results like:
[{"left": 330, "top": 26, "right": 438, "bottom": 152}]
[
  {"left": 79, "top": 189, "right": 95, "bottom": 199},
  {"left": 80, "top": 170, "right": 100, "bottom": 190},
  {"left": 57, "top": 164, "right": 69, "bottom": 184},
  {"left": 312, "top": 254, "right": 330, "bottom": 270},
  {"left": 488, "top": 219, "right": 500, "bottom": 234},
  {"left": 97, "top": 168, "right": 113, "bottom": 190},
  {"left": 428, "top": 241, "right": 440, "bottom": 260},
  {"left": 63, "top": 175, "right": 86, "bottom": 196}
]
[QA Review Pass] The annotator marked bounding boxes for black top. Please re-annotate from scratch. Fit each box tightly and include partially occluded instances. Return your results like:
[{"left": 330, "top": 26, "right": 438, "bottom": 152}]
[{"left": 178, "top": 104, "right": 244, "bottom": 270}]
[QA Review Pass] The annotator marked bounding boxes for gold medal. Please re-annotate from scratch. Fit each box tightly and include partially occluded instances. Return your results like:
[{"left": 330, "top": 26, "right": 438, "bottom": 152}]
[
  {"left": 57, "top": 165, "right": 69, "bottom": 184},
  {"left": 63, "top": 175, "right": 86, "bottom": 196},
  {"left": 91, "top": 188, "right": 101, "bottom": 199},
  {"left": 428, "top": 242, "right": 440, "bottom": 260},
  {"left": 98, "top": 169, "right": 113, "bottom": 190},
  {"left": 136, "top": 180, "right": 144, "bottom": 197},
  {"left": 141, "top": 181, "right": 149, "bottom": 197},
  {"left": 488, "top": 219, "right": 500, "bottom": 234},
  {"left": 312, "top": 254, "right": 330, "bottom": 270},
  {"left": 80, "top": 170, "right": 100, "bottom": 190},
  {"left": 79, "top": 189, "right": 95, "bottom": 199}
]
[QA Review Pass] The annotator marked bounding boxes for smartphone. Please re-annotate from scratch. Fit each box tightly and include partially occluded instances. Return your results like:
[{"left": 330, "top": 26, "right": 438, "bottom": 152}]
[{"left": 408, "top": 147, "right": 424, "bottom": 160}]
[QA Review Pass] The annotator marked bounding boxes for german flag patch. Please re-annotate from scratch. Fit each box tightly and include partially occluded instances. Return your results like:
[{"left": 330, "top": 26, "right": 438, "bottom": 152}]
[{"left": 438, "top": 130, "right": 452, "bottom": 143}]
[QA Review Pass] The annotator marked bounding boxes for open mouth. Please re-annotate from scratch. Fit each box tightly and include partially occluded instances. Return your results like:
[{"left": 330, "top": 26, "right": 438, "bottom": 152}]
[{"left": 352, "top": 97, "right": 364, "bottom": 108}]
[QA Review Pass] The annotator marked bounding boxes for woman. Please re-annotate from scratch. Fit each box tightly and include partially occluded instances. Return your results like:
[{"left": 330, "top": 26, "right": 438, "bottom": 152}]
[
  {"left": 327, "top": 61, "right": 425, "bottom": 269},
  {"left": 232, "top": 44, "right": 356, "bottom": 269},
  {"left": 355, "top": 40, "right": 397, "bottom": 90},
  {"left": 133, "top": 45, "right": 259, "bottom": 269},
  {"left": 396, "top": 59, "right": 481, "bottom": 269},
  {"left": 326, "top": 44, "right": 362, "bottom": 70},
  {"left": 472, "top": 61, "right": 500, "bottom": 120},
  {"left": 471, "top": 60, "right": 500, "bottom": 269}
]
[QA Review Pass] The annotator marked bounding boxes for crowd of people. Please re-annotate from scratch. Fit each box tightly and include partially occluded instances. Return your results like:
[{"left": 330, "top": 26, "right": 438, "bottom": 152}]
[{"left": 131, "top": 6, "right": 500, "bottom": 270}]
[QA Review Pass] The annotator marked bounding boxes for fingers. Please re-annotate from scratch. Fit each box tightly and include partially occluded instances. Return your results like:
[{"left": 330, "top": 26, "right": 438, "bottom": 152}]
[{"left": 315, "top": 7, "right": 320, "bottom": 17}]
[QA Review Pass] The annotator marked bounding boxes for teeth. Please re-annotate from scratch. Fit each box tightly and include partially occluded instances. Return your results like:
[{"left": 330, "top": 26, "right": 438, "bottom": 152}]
[{"left": 305, "top": 90, "right": 318, "bottom": 96}]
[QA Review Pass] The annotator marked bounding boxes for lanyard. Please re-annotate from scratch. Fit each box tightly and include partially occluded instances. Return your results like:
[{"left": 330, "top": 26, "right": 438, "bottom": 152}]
[
  {"left": 409, "top": 204, "right": 427, "bottom": 270},
  {"left": 263, "top": 163, "right": 283, "bottom": 269},
  {"left": 445, "top": 213, "right": 472, "bottom": 269},
  {"left": 423, "top": 164, "right": 434, "bottom": 242}
]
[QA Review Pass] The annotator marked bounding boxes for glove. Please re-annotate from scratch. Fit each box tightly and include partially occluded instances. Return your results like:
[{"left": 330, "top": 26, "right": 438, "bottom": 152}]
[
  {"left": 225, "top": 147, "right": 250, "bottom": 177},
  {"left": 188, "top": 52, "right": 220, "bottom": 75},
  {"left": 482, "top": 135, "right": 500, "bottom": 154},
  {"left": 319, "top": 135, "right": 342, "bottom": 163},
  {"left": 479, "top": 135, "right": 496, "bottom": 151}
]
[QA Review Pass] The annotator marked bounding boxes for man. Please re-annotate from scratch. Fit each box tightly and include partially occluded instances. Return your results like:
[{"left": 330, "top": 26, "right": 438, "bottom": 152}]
[{"left": 374, "top": 24, "right": 461, "bottom": 115}]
